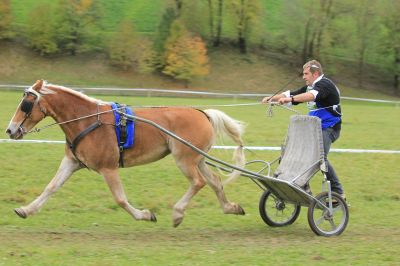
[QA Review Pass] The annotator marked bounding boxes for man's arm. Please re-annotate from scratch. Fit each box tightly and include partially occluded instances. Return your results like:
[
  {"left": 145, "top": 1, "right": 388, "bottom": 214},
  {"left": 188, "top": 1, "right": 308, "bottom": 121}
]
[
  {"left": 261, "top": 92, "right": 287, "bottom": 103},
  {"left": 261, "top": 86, "right": 308, "bottom": 104},
  {"left": 278, "top": 92, "right": 315, "bottom": 104}
]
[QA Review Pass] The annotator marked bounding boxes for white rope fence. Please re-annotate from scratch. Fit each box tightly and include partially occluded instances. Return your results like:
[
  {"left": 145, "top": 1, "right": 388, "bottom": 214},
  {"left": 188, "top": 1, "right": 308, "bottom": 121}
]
[
  {"left": 1, "top": 85, "right": 398, "bottom": 154},
  {"left": 0, "top": 139, "right": 399, "bottom": 154},
  {"left": 1, "top": 85, "right": 399, "bottom": 104}
]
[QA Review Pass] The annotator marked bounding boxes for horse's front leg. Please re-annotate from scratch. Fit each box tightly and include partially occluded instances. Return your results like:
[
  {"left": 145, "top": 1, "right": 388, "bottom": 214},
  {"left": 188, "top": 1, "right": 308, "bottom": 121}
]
[
  {"left": 100, "top": 168, "right": 157, "bottom": 222},
  {"left": 15, "top": 156, "right": 81, "bottom": 218}
]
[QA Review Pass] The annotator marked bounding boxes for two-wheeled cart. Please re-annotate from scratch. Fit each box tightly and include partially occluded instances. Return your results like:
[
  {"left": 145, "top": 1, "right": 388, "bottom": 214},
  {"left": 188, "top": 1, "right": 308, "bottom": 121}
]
[{"left": 121, "top": 112, "right": 349, "bottom": 236}]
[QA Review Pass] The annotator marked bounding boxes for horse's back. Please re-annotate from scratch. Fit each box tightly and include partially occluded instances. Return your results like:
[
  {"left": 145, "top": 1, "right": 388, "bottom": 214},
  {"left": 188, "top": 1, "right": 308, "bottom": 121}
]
[{"left": 123, "top": 107, "right": 213, "bottom": 166}]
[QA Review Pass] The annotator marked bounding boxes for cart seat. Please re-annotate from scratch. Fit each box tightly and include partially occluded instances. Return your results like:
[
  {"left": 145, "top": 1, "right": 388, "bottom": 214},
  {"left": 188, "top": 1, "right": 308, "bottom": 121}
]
[{"left": 273, "top": 115, "right": 326, "bottom": 187}]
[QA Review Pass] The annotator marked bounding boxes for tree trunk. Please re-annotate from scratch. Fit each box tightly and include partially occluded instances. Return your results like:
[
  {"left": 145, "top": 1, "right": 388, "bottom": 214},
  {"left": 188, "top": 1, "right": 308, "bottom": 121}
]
[
  {"left": 207, "top": 0, "right": 215, "bottom": 44},
  {"left": 315, "top": 0, "right": 333, "bottom": 58},
  {"left": 237, "top": 0, "right": 247, "bottom": 53},
  {"left": 307, "top": 31, "right": 316, "bottom": 60},
  {"left": 394, "top": 47, "right": 400, "bottom": 94},
  {"left": 302, "top": 19, "right": 311, "bottom": 62},
  {"left": 214, "top": 0, "right": 223, "bottom": 47},
  {"left": 175, "top": 0, "right": 183, "bottom": 16},
  {"left": 357, "top": 48, "right": 365, "bottom": 89},
  {"left": 238, "top": 35, "right": 246, "bottom": 53}
]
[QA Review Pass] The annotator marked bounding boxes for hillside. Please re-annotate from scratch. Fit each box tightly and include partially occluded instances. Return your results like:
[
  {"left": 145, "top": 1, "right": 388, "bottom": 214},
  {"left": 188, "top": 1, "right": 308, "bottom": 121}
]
[{"left": 1, "top": 42, "right": 398, "bottom": 101}]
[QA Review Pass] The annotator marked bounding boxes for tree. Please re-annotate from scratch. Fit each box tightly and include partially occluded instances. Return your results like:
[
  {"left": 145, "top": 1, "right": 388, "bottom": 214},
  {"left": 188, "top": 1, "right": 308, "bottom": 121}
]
[
  {"left": 54, "top": 0, "right": 102, "bottom": 55},
  {"left": 163, "top": 20, "right": 210, "bottom": 86},
  {"left": 228, "top": 0, "right": 262, "bottom": 53},
  {"left": 108, "top": 20, "right": 156, "bottom": 72},
  {"left": 300, "top": 0, "right": 335, "bottom": 62},
  {"left": 205, "top": 0, "right": 224, "bottom": 47},
  {"left": 353, "top": 0, "right": 378, "bottom": 88},
  {"left": 381, "top": 1, "right": 400, "bottom": 93},
  {"left": 175, "top": 0, "right": 183, "bottom": 16},
  {"left": 108, "top": 21, "right": 138, "bottom": 70},
  {"left": 0, "top": 0, "right": 13, "bottom": 40},
  {"left": 282, "top": 0, "right": 340, "bottom": 62},
  {"left": 25, "top": 5, "right": 58, "bottom": 55},
  {"left": 214, "top": 0, "right": 224, "bottom": 47},
  {"left": 153, "top": 7, "right": 178, "bottom": 69}
]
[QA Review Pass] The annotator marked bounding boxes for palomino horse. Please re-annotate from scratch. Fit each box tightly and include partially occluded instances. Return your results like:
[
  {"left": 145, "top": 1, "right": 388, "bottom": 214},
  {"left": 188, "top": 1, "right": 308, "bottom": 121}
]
[{"left": 6, "top": 80, "right": 246, "bottom": 227}]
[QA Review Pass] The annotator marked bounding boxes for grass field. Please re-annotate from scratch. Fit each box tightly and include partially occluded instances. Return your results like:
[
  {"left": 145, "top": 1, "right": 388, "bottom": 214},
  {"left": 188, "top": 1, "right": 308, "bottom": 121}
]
[{"left": 0, "top": 91, "right": 399, "bottom": 265}]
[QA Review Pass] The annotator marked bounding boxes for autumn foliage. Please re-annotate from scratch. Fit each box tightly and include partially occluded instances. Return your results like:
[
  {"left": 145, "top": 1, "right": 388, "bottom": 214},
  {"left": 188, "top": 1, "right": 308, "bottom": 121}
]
[{"left": 163, "top": 20, "right": 210, "bottom": 84}]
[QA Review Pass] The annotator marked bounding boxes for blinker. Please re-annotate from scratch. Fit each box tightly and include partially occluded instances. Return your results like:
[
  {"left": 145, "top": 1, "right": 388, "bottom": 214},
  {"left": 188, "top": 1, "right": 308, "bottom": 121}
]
[{"left": 21, "top": 99, "right": 34, "bottom": 114}]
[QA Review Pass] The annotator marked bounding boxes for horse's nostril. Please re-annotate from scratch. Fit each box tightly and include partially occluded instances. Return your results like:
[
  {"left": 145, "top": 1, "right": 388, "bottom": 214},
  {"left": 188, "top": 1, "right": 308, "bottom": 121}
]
[{"left": 6, "top": 128, "right": 11, "bottom": 135}]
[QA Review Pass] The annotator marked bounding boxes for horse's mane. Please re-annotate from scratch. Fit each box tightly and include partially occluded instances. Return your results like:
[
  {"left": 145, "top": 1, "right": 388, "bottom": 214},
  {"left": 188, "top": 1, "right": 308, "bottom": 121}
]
[{"left": 43, "top": 82, "right": 106, "bottom": 105}]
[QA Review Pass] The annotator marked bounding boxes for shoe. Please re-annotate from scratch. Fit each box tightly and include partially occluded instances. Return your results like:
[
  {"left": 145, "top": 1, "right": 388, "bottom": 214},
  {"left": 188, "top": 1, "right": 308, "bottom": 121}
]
[
  {"left": 303, "top": 183, "right": 312, "bottom": 195},
  {"left": 330, "top": 193, "right": 346, "bottom": 207},
  {"left": 340, "top": 193, "right": 346, "bottom": 201},
  {"left": 331, "top": 190, "right": 346, "bottom": 199}
]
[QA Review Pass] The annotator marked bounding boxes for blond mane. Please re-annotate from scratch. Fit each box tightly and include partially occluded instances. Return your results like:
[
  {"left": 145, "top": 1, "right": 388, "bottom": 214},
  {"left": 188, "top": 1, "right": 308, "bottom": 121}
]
[{"left": 43, "top": 82, "right": 106, "bottom": 105}]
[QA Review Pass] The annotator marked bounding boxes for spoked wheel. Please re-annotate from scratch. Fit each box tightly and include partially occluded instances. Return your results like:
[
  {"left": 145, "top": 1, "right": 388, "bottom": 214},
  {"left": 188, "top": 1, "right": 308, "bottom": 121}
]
[
  {"left": 259, "top": 190, "right": 301, "bottom": 227},
  {"left": 308, "top": 192, "right": 349, "bottom": 237}
]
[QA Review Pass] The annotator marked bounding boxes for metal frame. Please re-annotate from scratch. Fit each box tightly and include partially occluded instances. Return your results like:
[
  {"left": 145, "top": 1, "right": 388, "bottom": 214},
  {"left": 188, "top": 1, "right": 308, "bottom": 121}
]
[{"left": 119, "top": 111, "right": 347, "bottom": 235}]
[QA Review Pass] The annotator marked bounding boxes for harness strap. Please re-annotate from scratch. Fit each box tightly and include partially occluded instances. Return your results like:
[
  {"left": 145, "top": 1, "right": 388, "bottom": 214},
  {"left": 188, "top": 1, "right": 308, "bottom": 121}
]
[
  {"left": 113, "top": 104, "right": 135, "bottom": 168},
  {"left": 119, "top": 117, "right": 126, "bottom": 168},
  {"left": 67, "top": 120, "right": 102, "bottom": 168},
  {"left": 118, "top": 109, "right": 129, "bottom": 168},
  {"left": 119, "top": 147, "right": 125, "bottom": 168}
]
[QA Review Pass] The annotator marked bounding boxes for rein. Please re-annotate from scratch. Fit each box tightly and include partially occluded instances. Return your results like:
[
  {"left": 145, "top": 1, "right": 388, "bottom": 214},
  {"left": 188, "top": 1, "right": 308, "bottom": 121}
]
[
  {"left": 27, "top": 103, "right": 127, "bottom": 168},
  {"left": 29, "top": 106, "right": 126, "bottom": 133},
  {"left": 267, "top": 102, "right": 301, "bottom": 117},
  {"left": 29, "top": 102, "right": 270, "bottom": 135},
  {"left": 266, "top": 102, "right": 342, "bottom": 117}
]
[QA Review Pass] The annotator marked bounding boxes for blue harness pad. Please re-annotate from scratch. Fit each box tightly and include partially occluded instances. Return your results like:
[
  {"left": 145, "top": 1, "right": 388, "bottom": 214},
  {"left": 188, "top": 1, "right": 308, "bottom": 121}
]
[{"left": 111, "top": 103, "right": 135, "bottom": 149}]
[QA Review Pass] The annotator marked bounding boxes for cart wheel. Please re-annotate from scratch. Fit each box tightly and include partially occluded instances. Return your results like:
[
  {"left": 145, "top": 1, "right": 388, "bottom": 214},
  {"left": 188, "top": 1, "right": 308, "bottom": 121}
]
[
  {"left": 307, "top": 192, "right": 349, "bottom": 237},
  {"left": 259, "top": 190, "right": 301, "bottom": 227}
]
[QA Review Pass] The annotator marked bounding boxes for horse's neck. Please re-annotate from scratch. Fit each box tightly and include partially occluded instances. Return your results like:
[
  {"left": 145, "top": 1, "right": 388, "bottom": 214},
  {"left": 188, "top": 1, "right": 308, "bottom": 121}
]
[{"left": 45, "top": 86, "right": 100, "bottom": 137}]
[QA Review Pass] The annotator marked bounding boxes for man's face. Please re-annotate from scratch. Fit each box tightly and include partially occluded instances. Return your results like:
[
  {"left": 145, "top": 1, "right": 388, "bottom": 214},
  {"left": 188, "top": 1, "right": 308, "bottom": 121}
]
[{"left": 303, "top": 67, "right": 319, "bottom": 86}]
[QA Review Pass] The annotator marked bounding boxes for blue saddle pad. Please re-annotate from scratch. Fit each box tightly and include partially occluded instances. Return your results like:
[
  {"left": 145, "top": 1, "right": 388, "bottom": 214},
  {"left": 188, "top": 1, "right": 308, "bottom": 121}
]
[{"left": 111, "top": 103, "right": 135, "bottom": 149}]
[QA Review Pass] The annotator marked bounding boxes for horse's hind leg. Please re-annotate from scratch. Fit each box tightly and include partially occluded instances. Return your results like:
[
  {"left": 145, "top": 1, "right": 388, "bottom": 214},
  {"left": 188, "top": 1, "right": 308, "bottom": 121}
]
[
  {"left": 172, "top": 160, "right": 206, "bottom": 227},
  {"left": 198, "top": 160, "right": 245, "bottom": 215},
  {"left": 100, "top": 168, "right": 156, "bottom": 222}
]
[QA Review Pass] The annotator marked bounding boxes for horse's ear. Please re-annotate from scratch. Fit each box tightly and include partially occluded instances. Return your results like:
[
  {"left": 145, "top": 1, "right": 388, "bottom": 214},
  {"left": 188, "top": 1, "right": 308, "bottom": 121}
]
[{"left": 33, "top": 80, "right": 44, "bottom": 90}]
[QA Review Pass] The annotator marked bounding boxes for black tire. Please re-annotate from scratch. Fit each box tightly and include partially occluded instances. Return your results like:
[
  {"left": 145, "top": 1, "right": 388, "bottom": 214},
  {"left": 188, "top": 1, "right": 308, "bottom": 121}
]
[
  {"left": 307, "top": 192, "right": 349, "bottom": 237},
  {"left": 259, "top": 189, "right": 301, "bottom": 227}
]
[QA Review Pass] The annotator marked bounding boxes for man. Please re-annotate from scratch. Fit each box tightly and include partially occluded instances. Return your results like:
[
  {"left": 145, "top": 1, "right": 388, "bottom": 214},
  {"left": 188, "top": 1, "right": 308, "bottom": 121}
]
[{"left": 262, "top": 60, "right": 345, "bottom": 199}]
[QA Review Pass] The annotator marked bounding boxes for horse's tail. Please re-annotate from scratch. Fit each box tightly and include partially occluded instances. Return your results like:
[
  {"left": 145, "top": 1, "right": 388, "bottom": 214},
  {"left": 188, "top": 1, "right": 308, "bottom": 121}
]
[{"left": 203, "top": 109, "right": 245, "bottom": 185}]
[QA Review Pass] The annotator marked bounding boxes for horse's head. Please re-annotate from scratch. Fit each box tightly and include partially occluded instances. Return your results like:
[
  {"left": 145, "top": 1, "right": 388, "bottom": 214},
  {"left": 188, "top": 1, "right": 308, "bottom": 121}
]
[{"left": 6, "top": 80, "right": 49, "bottom": 139}]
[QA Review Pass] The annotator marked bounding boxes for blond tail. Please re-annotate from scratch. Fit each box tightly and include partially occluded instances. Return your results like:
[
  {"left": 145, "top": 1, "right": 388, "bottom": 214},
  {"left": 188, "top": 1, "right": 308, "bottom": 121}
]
[{"left": 204, "top": 109, "right": 245, "bottom": 185}]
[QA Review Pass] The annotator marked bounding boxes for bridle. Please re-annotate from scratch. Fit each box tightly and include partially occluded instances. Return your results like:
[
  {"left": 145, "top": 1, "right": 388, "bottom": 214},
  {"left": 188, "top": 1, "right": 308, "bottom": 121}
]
[{"left": 19, "top": 87, "right": 47, "bottom": 129}]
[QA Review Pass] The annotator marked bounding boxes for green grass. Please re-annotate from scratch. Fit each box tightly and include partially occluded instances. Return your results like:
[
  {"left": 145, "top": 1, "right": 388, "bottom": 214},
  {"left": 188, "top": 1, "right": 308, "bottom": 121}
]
[{"left": 0, "top": 91, "right": 399, "bottom": 265}]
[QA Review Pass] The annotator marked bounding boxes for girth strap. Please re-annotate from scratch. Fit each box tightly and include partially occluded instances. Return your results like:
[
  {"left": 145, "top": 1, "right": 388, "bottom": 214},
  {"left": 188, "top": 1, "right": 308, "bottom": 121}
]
[
  {"left": 112, "top": 104, "right": 135, "bottom": 168},
  {"left": 67, "top": 120, "right": 102, "bottom": 168}
]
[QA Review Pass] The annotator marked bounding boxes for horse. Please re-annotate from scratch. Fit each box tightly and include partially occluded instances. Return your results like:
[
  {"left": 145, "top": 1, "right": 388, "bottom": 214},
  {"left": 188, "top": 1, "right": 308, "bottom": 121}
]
[{"left": 6, "top": 80, "right": 246, "bottom": 227}]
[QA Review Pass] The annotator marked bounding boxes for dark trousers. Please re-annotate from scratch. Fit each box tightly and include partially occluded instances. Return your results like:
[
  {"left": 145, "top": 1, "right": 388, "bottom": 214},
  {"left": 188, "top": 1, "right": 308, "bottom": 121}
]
[{"left": 322, "top": 126, "right": 344, "bottom": 194}]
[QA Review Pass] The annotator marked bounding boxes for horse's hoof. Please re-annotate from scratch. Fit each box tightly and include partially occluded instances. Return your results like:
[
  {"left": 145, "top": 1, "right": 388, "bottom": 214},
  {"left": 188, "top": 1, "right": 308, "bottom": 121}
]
[
  {"left": 150, "top": 213, "right": 157, "bottom": 222},
  {"left": 14, "top": 208, "right": 27, "bottom": 219},
  {"left": 237, "top": 205, "right": 246, "bottom": 215},
  {"left": 173, "top": 217, "right": 183, "bottom": 228}
]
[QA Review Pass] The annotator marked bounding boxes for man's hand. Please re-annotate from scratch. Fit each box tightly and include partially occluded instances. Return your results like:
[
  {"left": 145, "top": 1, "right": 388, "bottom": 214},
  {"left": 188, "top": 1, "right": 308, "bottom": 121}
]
[
  {"left": 261, "top": 96, "right": 272, "bottom": 103},
  {"left": 278, "top": 97, "right": 292, "bottom": 104}
]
